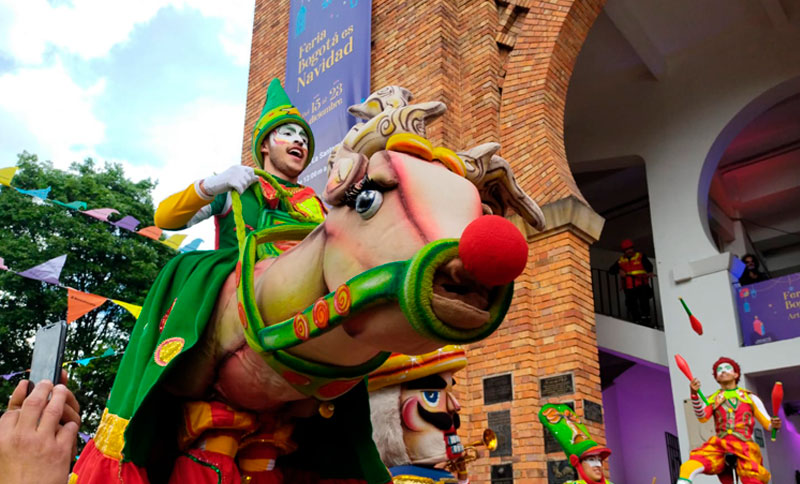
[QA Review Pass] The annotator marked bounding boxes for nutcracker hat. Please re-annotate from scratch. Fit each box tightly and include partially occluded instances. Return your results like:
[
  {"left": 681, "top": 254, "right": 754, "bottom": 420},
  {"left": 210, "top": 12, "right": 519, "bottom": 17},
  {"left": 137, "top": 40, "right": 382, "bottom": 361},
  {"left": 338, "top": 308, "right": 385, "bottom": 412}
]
[
  {"left": 367, "top": 345, "right": 467, "bottom": 392},
  {"left": 539, "top": 404, "right": 611, "bottom": 464},
  {"left": 251, "top": 78, "right": 315, "bottom": 169}
]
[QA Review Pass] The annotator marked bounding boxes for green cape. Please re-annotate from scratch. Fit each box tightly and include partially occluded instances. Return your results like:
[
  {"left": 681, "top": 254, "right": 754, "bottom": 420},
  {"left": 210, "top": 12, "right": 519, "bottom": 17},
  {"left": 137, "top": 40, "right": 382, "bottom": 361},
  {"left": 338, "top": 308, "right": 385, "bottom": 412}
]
[{"left": 102, "top": 187, "right": 389, "bottom": 482}]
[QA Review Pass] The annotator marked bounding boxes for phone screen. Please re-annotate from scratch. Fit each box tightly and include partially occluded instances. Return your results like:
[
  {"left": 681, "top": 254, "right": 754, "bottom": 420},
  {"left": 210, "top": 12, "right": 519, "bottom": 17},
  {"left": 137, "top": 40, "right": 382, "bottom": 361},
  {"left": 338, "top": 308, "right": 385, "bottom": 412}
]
[{"left": 29, "top": 322, "right": 67, "bottom": 390}]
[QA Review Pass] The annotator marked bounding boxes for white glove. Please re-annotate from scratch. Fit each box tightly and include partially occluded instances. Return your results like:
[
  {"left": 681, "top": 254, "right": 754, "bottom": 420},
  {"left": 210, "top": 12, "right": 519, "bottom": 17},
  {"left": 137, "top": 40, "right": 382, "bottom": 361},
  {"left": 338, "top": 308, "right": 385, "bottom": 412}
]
[{"left": 196, "top": 165, "right": 258, "bottom": 199}]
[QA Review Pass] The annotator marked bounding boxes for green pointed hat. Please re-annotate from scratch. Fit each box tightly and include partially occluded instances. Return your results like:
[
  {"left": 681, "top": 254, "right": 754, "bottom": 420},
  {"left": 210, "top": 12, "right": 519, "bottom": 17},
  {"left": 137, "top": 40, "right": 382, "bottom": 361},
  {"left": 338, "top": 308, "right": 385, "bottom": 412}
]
[
  {"left": 251, "top": 78, "right": 315, "bottom": 169},
  {"left": 539, "top": 404, "right": 610, "bottom": 463}
]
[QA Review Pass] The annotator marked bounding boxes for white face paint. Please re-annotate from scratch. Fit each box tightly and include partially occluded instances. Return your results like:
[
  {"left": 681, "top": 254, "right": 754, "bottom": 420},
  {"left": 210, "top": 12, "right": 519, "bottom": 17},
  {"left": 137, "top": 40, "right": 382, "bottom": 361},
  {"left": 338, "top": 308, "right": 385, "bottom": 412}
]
[
  {"left": 716, "top": 363, "right": 735, "bottom": 377},
  {"left": 263, "top": 122, "right": 310, "bottom": 181},
  {"left": 270, "top": 123, "right": 309, "bottom": 149},
  {"left": 584, "top": 456, "right": 603, "bottom": 468}
]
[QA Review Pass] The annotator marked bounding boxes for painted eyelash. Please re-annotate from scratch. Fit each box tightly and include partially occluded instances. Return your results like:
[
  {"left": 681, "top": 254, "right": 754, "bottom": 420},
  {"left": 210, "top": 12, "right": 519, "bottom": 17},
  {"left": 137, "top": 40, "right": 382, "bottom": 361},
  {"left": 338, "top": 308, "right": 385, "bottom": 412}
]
[{"left": 343, "top": 175, "right": 383, "bottom": 208}]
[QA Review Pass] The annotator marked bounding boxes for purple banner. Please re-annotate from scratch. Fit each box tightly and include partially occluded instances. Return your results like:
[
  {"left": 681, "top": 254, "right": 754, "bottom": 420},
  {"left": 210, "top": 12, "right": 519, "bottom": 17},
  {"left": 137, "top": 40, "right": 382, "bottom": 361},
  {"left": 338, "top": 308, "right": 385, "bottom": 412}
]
[
  {"left": 736, "top": 273, "right": 800, "bottom": 346},
  {"left": 286, "top": 0, "right": 372, "bottom": 195}
]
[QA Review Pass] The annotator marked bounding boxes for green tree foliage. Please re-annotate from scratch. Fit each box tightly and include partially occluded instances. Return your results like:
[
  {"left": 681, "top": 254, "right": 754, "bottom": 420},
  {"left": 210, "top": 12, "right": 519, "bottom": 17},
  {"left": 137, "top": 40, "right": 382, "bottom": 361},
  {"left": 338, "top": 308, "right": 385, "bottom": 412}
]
[{"left": 0, "top": 152, "right": 174, "bottom": 436}]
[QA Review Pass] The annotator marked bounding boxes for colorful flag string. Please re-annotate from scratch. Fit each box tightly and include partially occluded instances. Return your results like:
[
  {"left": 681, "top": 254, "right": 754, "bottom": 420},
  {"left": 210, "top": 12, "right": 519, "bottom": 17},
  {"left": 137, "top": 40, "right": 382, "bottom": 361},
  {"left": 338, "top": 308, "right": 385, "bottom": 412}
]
[
  {"left": 0, "top": 348, "right": 123, "bottom": 381},
  {"left": 0, "top": 254, "right": 143, "bottom": 323},
  {"left": 0, "top": 165, "right": 202, "bottom": 252}
]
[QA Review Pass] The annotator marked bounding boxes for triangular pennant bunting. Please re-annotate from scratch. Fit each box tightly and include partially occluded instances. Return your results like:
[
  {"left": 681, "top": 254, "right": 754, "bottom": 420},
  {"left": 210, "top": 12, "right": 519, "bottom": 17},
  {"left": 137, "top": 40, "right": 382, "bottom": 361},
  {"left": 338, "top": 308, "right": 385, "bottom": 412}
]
[
  {"left": 81, "top": 208, "right": 120, "bottom": 222},
  {"left": 113, "top": 215, "right": 141, "bottom": 232},
  {"left": 137, "top": 225, "right": 163, "bottom": 241},
  {"left": 15, "top": 186, "right": 52, "bottom": 200},
  {"left": 179, "top": 238, "right": 203, "bottom": 253},
  {"left": 0, "top": 257, "right": 8, "bottom": 271},
  {"left": 0, "top": 166, "right": 18, "bottom": 186},
  {"left": 112, "top": 299, "right": 142, "bottom": 319},
  {"left": 161, "top": 234, "right": 187, "bottom": 250},
  {"left": 51, "top": 200, "right": 88, "bottom": 211},
  {"left": 67, "top": 288, "right": 108, "bottom": 324},
  {"left": 17, "top": 254, "right": 67, "bottom": 285},
  {"left": 1, "top": 370, "right": 27, "bottom": 380}
]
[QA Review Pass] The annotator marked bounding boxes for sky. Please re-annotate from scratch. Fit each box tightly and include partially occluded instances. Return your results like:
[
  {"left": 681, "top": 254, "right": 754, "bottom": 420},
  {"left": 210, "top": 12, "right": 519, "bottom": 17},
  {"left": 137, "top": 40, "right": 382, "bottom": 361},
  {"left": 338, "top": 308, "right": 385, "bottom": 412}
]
[{"left": 0, "top": 0, "right": 256, "bottom": 249}]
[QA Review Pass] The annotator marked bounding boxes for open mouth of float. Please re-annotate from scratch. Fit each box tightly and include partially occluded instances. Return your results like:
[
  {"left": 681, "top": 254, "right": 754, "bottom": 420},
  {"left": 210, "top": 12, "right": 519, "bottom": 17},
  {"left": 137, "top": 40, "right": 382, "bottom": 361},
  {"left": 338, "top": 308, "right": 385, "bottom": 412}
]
[
  {"left": 399, "top": 239, "right": 514, "bottom": 344},
  {"left": 430, "top": 258, "right": 490, "bottom": 329}
]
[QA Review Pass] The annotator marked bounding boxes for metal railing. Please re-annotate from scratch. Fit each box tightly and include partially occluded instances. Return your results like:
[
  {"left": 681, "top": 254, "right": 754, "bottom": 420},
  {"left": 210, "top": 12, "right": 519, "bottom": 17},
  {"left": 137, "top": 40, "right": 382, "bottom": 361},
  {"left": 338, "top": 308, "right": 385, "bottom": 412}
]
[{"left": 591, "top": 268, "right": 663, "bottom": 330}]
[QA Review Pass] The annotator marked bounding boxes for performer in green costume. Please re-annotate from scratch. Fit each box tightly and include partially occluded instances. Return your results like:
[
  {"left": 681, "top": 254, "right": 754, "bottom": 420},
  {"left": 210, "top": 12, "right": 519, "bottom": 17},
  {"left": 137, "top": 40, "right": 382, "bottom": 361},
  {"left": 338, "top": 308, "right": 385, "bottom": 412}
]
[
  {"left": 539, "top": 404, "right": 614, "bottom": 484},
  {"left": 70, "top": 79, "right": 390, "bottom": 484},
  {"left": 154, "top": 77, "right": 324, "bottom": 251}
]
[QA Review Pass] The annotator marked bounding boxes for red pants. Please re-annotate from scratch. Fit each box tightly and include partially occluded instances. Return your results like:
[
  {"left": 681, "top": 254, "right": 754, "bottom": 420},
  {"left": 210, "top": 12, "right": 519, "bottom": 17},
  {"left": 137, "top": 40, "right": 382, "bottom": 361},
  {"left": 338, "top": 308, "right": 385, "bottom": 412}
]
[{"left": 688, "top": 435, "right": 770, "bottom": 484}]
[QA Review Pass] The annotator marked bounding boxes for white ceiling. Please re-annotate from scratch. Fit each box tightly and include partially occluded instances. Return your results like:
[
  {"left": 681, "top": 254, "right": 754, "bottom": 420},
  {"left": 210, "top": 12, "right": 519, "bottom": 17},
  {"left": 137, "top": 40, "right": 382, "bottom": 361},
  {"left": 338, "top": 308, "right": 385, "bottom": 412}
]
[{"left": 566, "top": 0, "right": 800, "bottom": 275}]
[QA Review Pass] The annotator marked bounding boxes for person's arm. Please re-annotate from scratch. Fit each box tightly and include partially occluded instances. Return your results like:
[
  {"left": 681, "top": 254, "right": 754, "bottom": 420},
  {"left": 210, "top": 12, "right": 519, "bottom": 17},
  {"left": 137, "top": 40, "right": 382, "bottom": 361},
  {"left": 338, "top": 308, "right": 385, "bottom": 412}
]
[
  {"left": 690, "top": 378, "right": 712, "bottom": 423},
  {"left": 642, "top": 256, "right": 654, "bottom": 274},
  {"left": 0, "top": 379, "right": 80, "bottom": 484},
  {"left": 154, "top": 165, "right": 257, "bottom": 229},
  {"left": 608, "top": 261, "right": 620, "bottom": 275},
  {"left": 750, "top": 393, "right": 780, "bottom": 431},
  {"left": 154, "top": 182, "right": 214, "bottom": 229}
]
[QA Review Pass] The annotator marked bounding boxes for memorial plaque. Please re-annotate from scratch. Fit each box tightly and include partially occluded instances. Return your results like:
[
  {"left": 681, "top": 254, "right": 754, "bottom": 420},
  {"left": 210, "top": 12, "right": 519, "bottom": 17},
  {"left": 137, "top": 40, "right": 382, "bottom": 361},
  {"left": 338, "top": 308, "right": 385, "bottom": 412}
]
[
  {"left": 547, "top": 459, "right": 577, "bottom": 484},
  {"left": 488, "top": 410, "right": 512, "bottom": 457},
  {"left": 583, "top": 399, "right": 603, "bottom": 423},
  {"left": 491, "top": 463, "right": 513, "bottom": 484},
  {"left": 484, "top": 374, "right": 513, "bottom": 405},
  {"left": 540, "top": 374, "right": 573, "bottom": 398}
]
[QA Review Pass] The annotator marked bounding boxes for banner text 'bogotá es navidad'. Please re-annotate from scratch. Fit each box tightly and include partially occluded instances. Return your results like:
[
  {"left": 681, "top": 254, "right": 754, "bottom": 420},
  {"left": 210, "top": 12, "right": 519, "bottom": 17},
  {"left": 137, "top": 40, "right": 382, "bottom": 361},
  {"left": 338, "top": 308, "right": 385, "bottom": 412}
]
[{"left": 286, "top": 0, "right": 372, "bottom": 195}]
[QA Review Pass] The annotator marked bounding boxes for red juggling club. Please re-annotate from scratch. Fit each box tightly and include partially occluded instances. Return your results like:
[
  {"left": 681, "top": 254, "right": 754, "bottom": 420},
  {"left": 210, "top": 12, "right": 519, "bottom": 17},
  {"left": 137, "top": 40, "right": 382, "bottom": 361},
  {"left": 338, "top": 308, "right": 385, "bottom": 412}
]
[
  {"left": 771, "top": 382, "right": 783, "bottom": 441},
  {"left": 679, "top": 297, "right": 703, "bottom": 336},
  {"left": 675, "top": 354, "right": 709, "bottom": 405}
]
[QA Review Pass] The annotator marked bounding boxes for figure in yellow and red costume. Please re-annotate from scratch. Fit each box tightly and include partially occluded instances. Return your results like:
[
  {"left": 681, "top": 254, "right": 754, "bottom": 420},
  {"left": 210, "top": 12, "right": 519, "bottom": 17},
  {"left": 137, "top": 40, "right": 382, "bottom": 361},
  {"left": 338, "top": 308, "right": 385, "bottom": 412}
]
[
  {"left": 154, "top": 78, "right": 325, "bottom": 253},
  {"left": 677, "top": 357, "right": 781, "bottom": 484}
]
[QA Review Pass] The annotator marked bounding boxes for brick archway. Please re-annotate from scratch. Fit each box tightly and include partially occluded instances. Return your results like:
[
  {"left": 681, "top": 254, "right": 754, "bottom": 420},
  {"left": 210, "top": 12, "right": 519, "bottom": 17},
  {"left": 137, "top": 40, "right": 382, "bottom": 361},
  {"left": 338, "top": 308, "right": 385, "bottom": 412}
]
[{"left": 498, "top": 0, "right": 606, "bottom": 205}]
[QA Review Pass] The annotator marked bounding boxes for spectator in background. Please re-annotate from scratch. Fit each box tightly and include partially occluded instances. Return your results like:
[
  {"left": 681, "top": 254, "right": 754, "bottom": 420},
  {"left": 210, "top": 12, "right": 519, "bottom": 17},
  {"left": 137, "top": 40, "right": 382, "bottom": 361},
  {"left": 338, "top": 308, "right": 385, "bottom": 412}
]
[
  {"left": 609, "top": 239, "right": 655, "bottom": 327},
  {"left": 739, "top": 254, "right": 767, "bottom": 286}
]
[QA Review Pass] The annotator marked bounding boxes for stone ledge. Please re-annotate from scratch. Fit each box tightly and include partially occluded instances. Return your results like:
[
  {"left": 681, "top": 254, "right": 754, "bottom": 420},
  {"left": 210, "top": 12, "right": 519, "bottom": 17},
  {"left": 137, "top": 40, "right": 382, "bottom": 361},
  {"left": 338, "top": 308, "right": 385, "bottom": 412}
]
[
  {"left": 511, "top": 195, "right": 604, "bottom": 244},
  {"left": 671, "top": 252, "right": 742, "bottom": 284}
]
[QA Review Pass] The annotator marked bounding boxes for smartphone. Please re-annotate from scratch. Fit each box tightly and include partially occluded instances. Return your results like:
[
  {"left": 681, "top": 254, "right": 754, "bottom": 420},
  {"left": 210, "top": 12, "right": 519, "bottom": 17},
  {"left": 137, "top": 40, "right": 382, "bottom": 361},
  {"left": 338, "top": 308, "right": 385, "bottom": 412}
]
[{"left": 28, "top": 321, "right": 67, "bottom": 394}]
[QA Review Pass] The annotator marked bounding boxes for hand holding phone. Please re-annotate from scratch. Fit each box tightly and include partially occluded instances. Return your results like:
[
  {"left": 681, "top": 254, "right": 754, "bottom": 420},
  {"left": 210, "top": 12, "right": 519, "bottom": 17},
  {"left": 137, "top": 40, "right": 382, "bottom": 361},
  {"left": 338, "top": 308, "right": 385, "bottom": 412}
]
[
  {"left": 0, "top": 379, "right": 80, "bottom": 484},
  {"left": 28, "top": 322, "right": 67, "bottom": 394}
]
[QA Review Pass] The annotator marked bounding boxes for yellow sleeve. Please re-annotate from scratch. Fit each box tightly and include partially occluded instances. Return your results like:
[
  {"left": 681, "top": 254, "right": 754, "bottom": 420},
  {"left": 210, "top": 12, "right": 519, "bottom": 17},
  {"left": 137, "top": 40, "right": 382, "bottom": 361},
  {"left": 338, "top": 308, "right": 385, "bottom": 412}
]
[
  {"left": 750, "top": 393, "right": 773, "bottom": 430},
  {"left": 154, "top": 183, "right": 212, "bottom": 229}
]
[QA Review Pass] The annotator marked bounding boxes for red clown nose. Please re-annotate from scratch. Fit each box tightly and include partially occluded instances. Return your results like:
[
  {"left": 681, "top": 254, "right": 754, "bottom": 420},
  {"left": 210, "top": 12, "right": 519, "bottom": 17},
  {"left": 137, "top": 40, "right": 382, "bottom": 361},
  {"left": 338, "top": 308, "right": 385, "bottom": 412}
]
[{"left": 458, "top": 215, "right": 528, "bottom": 287}]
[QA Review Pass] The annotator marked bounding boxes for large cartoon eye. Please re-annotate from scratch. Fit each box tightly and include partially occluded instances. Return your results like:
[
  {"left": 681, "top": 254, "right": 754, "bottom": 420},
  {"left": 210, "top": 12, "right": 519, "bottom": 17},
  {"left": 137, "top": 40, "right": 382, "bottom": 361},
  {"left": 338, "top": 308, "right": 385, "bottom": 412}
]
[
  {"left": 423, "top": 390, "right": 441, "bottom": 406},
  {"left": 354, "top": 190, "right": 382, "bottom": 219}
]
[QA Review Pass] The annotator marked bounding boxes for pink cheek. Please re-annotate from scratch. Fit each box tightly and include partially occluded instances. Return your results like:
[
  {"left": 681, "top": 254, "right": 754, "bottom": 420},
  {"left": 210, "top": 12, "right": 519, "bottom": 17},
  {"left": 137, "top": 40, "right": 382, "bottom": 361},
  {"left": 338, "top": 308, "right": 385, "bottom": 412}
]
[{"left": 401, "top": 397, "right": 423, "bottom": 431}]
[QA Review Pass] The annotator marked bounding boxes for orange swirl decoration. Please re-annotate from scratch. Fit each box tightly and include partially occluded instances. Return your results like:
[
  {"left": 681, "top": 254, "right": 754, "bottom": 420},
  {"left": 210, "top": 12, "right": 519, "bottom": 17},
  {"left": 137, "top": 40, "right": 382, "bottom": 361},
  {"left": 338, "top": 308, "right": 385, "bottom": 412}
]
[
  {"left": 333, "top": 284, "right": 352, "bottom": 316},
  {"left": 312, "top": 298, "right": 330, "bottom": 329},
  {"left": 237, "top": 302, "right": 248, "bottom": 329},
  {"left": 293, "top": 313, "right": 310, "bottom": 341}
]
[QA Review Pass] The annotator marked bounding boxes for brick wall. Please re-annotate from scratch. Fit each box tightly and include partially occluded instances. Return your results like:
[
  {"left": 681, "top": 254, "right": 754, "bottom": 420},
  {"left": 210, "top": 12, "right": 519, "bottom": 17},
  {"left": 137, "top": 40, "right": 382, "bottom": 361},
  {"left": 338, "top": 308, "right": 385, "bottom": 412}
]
[{"left": 242, "top": 1, "right": 608, "bottom": 482}]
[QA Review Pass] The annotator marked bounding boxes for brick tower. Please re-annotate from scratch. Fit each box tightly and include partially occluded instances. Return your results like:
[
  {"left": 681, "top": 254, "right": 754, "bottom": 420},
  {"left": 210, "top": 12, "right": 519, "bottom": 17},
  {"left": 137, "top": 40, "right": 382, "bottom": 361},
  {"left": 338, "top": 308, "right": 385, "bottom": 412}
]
[{"left": 242, "top": 1, "right": 608, "bottom": 482}]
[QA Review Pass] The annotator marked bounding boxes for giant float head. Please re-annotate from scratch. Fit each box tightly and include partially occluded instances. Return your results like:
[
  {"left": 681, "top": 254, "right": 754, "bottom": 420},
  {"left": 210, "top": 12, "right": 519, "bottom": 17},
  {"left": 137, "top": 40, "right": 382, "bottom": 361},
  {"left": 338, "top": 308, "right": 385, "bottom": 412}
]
[
  {"left": 317, "top": 87, "right": 545, "bottom": 356},
  {"left": 368, "top": 346, "right": 468, "bottom": 466},
  {"left": 539, "top": 404, "right": 611, "bottom": 484}
]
